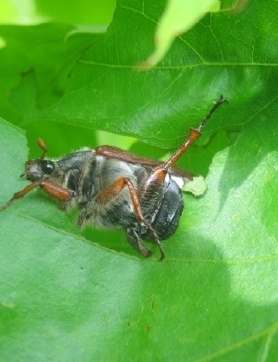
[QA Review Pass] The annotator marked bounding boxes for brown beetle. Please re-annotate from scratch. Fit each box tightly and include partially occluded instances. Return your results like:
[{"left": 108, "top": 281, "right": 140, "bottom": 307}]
[{"left": 0, "top": 96, "right": 227, "bottom": 259}]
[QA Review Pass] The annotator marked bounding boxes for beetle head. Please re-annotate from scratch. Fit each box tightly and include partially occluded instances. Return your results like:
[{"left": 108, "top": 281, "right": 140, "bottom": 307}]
[{"left": 25, "top": 159, "right": 55, "bottom": 182}]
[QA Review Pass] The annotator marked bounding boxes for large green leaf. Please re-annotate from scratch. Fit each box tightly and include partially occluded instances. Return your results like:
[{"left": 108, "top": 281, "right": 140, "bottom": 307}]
[
  {"left": 0, "top": 0, "right": 278, "bottom": 361},
  {"left": 0, "top": 111, "right": 278, "bottom": 360},
  {"left": 36, "top": 0, "right": 277, "bottom": 148}
]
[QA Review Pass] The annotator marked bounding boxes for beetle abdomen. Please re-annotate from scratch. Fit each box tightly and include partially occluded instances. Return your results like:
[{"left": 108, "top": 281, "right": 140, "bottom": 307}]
[{"left": 139, "top": 176, "right": 184, "bottom": 241}]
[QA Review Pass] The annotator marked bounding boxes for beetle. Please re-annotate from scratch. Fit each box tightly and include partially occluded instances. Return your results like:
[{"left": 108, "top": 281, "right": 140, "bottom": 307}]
[{"left": 0, "top": 96, "right": 227, "bottom": 259}]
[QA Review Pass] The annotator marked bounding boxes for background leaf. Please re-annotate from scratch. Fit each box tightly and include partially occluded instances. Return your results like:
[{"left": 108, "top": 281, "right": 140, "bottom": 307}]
[
  {"left": 0, "top": 0, "right": 278, "bottom": 361},
  {"left": 36, "top": 0, "right": 277, "bottom": 148},
  {"left": 137, "top": 0, "right": 220, "bottom": 69}
]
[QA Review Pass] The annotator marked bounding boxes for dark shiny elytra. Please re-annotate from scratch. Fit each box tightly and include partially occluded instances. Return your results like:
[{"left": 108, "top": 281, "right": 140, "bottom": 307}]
[{"left": 0, "top": 96, "right": 228, "bottom": 260}]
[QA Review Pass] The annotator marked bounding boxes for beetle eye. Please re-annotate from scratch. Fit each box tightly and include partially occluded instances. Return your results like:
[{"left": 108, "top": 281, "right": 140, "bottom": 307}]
[{"left": 41, "top": 160, "right": 55, "bottom": 175}]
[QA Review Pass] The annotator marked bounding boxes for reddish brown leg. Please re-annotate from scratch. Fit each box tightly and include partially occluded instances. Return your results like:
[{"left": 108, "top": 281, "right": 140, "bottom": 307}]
[
  {"left": 0, "top": 181, "right": 41, "bottom": 211},
  {"left": 0, "top": 179, "right": 74, "bottom": 211},
  {"left": 96, "top": 96, "right": 227, "bottom": 192},
  {"left": 139, "top": 96, "right": 228, "bottom": 195},
  {"left": 96, "top": 177, "right": 165, "bottom": 260},
  {"left": 42, "top": 179, "right": 74, "bottom": 201},
  {"left": 163, "top": 95, "right": 228, "bottom": 171}
]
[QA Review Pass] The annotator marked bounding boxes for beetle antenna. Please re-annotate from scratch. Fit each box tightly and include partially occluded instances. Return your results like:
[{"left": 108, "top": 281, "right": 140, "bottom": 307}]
[{"left": 38, "top": 138, "right": 48, "bottom": 159}]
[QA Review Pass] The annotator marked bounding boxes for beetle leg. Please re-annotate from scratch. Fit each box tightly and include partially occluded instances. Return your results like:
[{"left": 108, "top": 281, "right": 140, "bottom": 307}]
[
  {"left": 0, "top": 179, "right": 74, "bottom": 211},
  {"left": 126, "top": 229, "right": 153, "bottom": 258},
  {"left": 162, "top": 95, "right": 228, "bottom": 171},
  {"left": 141, "top": 168, "right": 167, "bottom": 195},
  {"left": 96, "top": 177, "right": 165, "bottom": 260},
  {"left": 42, "top": 179, "right": 74, "bottom": 201},
  {"left": 0, "top": 181, "right": 41, "bottom": 211},
  {"left": 95, "top": 145, "right": 193, "bottom": 181}
]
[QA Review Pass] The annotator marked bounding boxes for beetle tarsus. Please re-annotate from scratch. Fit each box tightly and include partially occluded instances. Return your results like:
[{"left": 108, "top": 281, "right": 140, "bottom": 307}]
[
  {"left": 197, "top": 95, "right": 228, "bottom": 133},
  {"left": 126, "top": 229, "right": 153, "bottom": 258}
]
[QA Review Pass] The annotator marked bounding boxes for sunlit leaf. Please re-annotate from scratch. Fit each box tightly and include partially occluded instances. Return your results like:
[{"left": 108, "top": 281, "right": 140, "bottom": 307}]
[{"left": 137, "top": 0, "right": 219, "bottom": 69}]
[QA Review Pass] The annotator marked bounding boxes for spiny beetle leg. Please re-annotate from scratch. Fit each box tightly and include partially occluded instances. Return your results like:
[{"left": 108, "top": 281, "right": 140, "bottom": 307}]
[
  {"left": 141, "top": 168, "right": 167, "bottom": 200},
  {"left": 0, "top": 179, "right": 74, "bottom": 212},
  {"left": 0, "top": 181, "right": 41, "bottom": 211},
  {"left": 126, "top": 229, "right": 153, "bottom": 258},
  {"left": 96, "top": 177, "right": 165, "bottom": 260},
  {"left": 163, "top": 95, "right": 228, "bottom": 171}
]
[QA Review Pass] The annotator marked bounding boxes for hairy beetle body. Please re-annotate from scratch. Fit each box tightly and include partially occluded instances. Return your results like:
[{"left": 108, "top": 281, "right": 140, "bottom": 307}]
[{"left": 29, "top": 151, "right": 185, "bottom": 243}]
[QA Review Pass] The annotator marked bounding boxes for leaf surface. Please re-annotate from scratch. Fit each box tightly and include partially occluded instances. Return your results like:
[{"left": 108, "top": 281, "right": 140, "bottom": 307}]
[{"left": 0, "top": 0, "right": 278, "bottom": 360}]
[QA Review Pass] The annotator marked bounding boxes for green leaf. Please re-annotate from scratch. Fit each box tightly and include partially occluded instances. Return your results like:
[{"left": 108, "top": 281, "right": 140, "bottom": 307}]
[
  {"left": 0, "top": 0, "right": 278, "bottom": 360},
  {"left": 1, "top": 105, "right": 278, "bottom": 361},
  {"left": 137, "top": 0, "right": 220, "bottom": 69},
  {"left": 0, "top": 23, "right": 98, "bottom": 123},
  {"left": 36, "top": 0, "right": 278, "bottom": 149}
]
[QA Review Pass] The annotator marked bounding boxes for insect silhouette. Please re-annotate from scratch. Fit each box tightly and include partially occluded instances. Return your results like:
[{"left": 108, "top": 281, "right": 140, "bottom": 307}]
[{"left": 0, "top": 96, "right": 227, "bottom": 260}]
